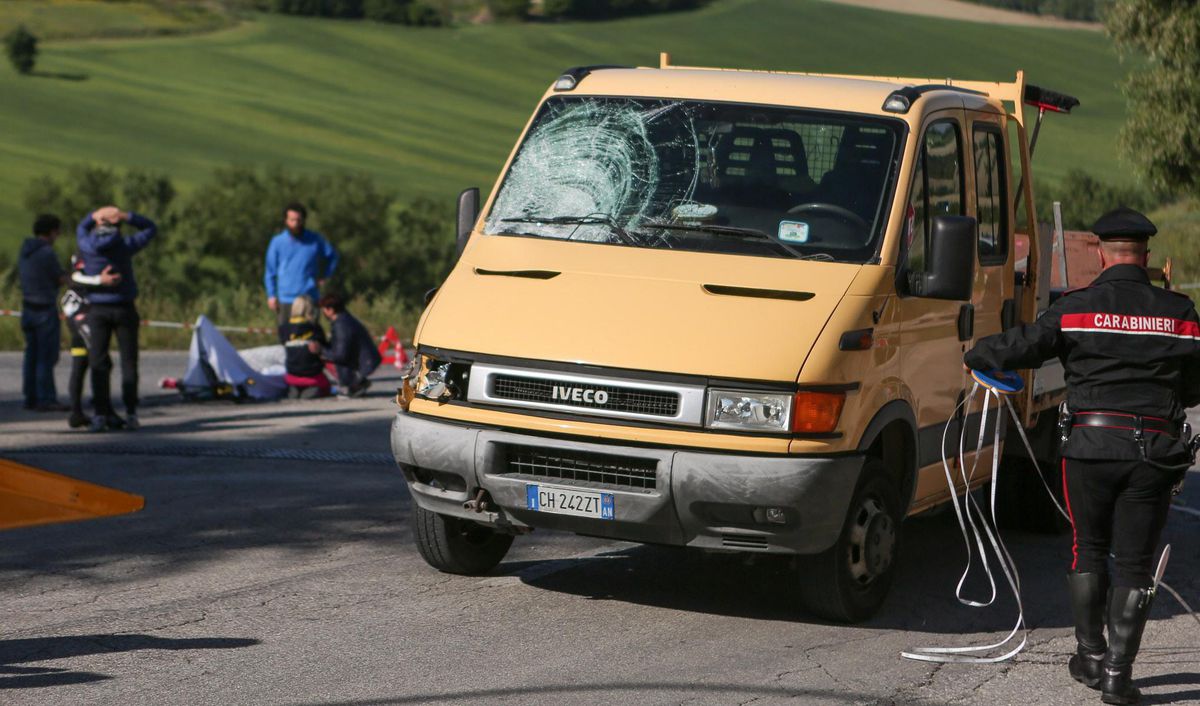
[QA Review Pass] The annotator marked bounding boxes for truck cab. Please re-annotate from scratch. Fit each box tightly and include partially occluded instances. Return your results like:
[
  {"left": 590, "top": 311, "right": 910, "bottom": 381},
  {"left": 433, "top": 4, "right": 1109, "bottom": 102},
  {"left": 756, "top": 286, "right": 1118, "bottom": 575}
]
[{"left": 391, "top": 57, "right": 1070, "bottom": 622}]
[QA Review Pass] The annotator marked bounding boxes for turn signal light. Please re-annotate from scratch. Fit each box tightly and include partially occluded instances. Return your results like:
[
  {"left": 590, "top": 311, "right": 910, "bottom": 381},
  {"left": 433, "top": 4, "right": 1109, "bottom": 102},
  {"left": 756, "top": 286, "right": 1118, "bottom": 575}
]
[{"left": 791, "top": 392, "right": 845, "bottom": 433}]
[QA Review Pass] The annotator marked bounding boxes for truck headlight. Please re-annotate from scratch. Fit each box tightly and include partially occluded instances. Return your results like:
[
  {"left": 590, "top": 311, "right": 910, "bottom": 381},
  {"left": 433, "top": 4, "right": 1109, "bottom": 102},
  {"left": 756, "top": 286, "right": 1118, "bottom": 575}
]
[
  {"left": 705, "top": 389, "right": 792, "bottom": 432},
  {"left": 412, "top": 355, "right": 462, "bottom": 403},
  {"left": 704, "top": 389, "right": 846, "bottom": 434}
]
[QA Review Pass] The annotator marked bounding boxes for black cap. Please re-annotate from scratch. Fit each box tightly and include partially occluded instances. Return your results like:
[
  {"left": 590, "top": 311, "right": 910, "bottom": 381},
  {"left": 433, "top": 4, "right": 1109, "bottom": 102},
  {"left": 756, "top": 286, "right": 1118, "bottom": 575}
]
[{"left": 1091, "top": 207, "right": 1157, "bottom": 241}]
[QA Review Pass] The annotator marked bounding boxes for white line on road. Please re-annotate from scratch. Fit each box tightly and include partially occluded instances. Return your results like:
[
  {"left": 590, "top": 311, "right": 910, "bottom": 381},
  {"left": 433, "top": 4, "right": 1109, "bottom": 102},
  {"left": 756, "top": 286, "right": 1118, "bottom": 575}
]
[{"left": 1170, "top": 503, "right": 1200, "bottom": 519}]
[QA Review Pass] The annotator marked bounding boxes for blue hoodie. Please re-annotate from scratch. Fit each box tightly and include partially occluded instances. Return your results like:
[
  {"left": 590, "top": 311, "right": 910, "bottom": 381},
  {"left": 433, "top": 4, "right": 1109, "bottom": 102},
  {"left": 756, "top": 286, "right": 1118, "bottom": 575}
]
[
  {"left": 263, "top": 228, "right": 339, "bottom": 304},
  {"left": 18, "top": 237, "right": 64, "bottom": 307},
  {"left": 76, "top": 212, "right": 157, "bottom": 304}
]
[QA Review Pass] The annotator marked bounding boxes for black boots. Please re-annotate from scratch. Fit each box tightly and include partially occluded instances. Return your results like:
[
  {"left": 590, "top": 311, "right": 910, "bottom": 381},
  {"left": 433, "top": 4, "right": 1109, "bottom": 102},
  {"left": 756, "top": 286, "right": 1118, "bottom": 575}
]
[
  {"left": 1067, "top": 571, "right": 1108, "bottom": 688},
  {"left": 1100, "top": 586, "right": 1154, "bottom": 705}
]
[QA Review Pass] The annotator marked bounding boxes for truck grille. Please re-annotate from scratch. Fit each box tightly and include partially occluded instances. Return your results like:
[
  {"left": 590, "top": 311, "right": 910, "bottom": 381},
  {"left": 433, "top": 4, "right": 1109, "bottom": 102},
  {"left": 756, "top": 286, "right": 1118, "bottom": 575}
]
[
  {"left": 491, "top": 375, "right": 680, "bottom": 417},
  {"left": 502, "top": 444, "right": 658, "bottom": 490}
]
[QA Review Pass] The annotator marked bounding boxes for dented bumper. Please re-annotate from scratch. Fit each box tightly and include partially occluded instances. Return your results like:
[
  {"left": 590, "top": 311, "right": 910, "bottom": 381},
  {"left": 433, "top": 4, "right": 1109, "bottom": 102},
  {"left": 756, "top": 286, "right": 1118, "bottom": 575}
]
[{"left": 390, "top": 410, "right": 862, "bottom": 555}]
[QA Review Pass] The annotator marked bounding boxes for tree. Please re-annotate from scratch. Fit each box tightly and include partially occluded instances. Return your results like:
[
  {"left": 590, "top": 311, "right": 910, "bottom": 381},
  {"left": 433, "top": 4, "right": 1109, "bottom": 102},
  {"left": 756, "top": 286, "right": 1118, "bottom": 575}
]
[
  {"left": 1106, "top": 0, "right": 1200, "bottom": 196},
  {"left": 3, "top": 24, "right": 37, "bottom": 75}
]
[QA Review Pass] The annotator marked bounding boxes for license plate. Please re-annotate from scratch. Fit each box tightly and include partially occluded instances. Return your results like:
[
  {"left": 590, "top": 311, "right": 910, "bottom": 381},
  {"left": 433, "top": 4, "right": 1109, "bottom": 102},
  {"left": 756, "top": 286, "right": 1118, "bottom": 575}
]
[{"left": 525, "top": 484, "right": 614, "bottom": 520}]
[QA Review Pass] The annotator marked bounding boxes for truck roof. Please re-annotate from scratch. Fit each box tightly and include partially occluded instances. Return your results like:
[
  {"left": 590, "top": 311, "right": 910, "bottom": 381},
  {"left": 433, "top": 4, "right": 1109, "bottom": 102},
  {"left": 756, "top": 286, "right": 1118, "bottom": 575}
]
[{"left": 557, "top": 58, "right": 1027, "bottom": 122}]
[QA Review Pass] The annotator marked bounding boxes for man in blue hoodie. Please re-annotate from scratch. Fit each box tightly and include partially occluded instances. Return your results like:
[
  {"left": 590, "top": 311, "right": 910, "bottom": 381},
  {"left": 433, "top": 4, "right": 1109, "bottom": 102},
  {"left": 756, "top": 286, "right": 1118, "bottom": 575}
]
[
  {"left": 18, "top": 214, "right": 68, "bottom": 411},
  {"left": 77, "top": 205, "right": 157, "bottom": 431},
  {"left": 264, "top": 202, "right": 339, "bottom": 329}
]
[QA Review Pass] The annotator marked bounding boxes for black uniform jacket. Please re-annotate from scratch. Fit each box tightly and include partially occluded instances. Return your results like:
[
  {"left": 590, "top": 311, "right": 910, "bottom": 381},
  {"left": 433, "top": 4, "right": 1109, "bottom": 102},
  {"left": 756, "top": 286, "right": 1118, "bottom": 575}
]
[{"left": 965, "top": 264, "right": 1200, "bottom": 461}]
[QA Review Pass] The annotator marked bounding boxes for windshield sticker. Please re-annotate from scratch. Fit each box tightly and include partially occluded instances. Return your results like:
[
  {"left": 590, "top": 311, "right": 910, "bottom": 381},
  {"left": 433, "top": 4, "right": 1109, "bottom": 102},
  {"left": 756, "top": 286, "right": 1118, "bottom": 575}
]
[{"left": 778, "top": 220, "right": 810, "bottom": 243}]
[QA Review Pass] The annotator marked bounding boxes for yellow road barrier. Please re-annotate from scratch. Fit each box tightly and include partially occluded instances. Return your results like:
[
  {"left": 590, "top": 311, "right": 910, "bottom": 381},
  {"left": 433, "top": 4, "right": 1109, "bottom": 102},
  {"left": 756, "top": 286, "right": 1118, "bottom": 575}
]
[{"left": 0, "top": 458, "right": 144, "bottom": 531}]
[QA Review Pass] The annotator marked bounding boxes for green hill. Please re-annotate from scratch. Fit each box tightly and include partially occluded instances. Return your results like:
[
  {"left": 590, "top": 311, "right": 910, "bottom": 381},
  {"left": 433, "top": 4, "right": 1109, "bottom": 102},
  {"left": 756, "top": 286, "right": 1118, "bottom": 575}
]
[{"left": 1, "top": 0, "right": 1128, "bottom": 249}]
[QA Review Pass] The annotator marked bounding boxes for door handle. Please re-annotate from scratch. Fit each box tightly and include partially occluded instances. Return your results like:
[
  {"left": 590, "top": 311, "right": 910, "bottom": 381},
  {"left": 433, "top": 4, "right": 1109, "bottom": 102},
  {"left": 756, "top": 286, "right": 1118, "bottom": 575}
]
[
  {"left": 1001, "top": 298, "right": 1017, "bottom": 330},
  {"left": 957, "top": 303, "right": 974, "bottom": 341}
]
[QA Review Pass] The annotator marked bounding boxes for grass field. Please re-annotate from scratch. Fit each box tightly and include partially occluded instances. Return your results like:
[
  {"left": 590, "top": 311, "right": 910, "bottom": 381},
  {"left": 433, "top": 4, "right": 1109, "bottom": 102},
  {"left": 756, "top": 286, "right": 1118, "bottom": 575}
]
[
  {"left": 0, "top": 0, "right": 1132, "bottom": 241},
  {"left": 0, "top": 0, "right": 236, "bottom": 40}
]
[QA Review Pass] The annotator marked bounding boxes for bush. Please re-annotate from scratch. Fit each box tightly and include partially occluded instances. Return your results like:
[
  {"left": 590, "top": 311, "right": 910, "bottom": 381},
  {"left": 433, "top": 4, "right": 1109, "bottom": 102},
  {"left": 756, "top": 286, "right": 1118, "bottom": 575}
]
[
  {"left": 541, "top": 0, "right": 704, "bottom": 19},
  {"left": 406, "top": 1, "right": 444, "bottom": 26},
  {"left": 1035, "top": 169, "right": 1158, "bottom": 230},
  {"left": 490, "top": 0, "right": 531, "bottom": 19},
  {"left": 363, "top": 0, "right": 411, "bottom": 22},
  {"left": 3, "top": 25, "right": 37, "bottom": 75},
  {"left": 12, "top": 164, "right": 456, "bottom": 338}
]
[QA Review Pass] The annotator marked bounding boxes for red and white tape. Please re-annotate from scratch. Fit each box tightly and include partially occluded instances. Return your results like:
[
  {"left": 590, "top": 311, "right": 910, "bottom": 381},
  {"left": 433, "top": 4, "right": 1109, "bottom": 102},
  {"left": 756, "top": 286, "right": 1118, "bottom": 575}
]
[{"left": 2, "top": 308, "right": 275, "bottom": 335}]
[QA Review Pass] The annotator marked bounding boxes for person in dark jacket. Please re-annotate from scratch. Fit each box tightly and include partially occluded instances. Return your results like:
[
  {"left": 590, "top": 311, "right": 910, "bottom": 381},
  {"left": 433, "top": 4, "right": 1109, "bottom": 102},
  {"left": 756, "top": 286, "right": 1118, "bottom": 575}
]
[
  {"left": 61, "top": 255, "right": 122, "bottom": 429},
  {"left": 77, "top": 205, "right": 157, "bottom": 431},
  {"left": 278, "top": 295, "right": 330, "bottom": 398},
  {"left": 317, "top": 294, "right": 381, "bottom": 398},
  {"left": 964, "top": 208, "right": 1200, "bottom": 705},
  {"left": 18, "top": 214, "right": 68, "bottom": 411}
]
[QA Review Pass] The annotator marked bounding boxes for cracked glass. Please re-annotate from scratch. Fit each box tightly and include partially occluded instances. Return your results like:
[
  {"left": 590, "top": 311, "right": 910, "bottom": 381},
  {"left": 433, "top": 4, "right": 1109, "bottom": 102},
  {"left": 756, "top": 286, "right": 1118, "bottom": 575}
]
[{"left": 485, "top": 96, "right": 904, "bottom": 262}]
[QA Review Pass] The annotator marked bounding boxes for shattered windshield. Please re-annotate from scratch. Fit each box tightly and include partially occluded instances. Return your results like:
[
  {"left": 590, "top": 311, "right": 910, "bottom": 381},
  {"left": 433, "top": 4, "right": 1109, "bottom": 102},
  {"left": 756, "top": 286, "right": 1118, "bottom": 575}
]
[{"left": 484, "top": 96, "right": 904, "bottom": 262}]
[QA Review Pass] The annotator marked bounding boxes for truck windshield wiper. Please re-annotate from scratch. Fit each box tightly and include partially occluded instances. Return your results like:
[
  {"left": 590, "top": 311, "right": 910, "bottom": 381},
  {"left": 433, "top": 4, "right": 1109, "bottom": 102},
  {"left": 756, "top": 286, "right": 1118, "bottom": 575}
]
[
  {"left": 500, "top": 214, "right": 638, "bottom": 246},
  {"left": 640, "top": 221, "right": 803, "bottom": 258}
]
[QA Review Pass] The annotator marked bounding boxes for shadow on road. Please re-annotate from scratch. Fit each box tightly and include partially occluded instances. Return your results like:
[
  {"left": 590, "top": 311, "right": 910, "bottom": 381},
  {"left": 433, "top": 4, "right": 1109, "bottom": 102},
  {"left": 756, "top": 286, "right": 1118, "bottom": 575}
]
[
  {"left": 507, "top": 509, "right": 1200, "bottom": 636},
  {"left": 0, "top": 634, "right": 258, "bottom": 690}
]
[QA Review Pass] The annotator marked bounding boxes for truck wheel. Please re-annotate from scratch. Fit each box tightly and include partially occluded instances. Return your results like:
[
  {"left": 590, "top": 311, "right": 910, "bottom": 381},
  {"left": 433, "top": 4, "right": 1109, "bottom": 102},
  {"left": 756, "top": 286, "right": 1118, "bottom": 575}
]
[
  {"left": 797, "top": 458, "right": 901, "bottom": 623},
  {"left": 413, "top": 505, "right": 514, "bottom": 575}
]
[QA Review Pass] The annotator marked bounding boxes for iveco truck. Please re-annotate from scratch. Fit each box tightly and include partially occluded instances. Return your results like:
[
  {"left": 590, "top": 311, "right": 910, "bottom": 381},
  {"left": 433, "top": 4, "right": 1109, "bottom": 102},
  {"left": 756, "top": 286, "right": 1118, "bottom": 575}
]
[{"left": 390, "top": 55, "right": 1088, "bottom": 621}]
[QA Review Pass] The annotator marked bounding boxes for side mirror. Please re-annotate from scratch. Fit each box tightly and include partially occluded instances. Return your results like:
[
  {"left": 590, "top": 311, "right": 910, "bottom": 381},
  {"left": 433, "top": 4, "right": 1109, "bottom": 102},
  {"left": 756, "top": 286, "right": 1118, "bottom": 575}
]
[
  {"left": 456, "top": 187, "right": 480, "bottom": 257},
  {"left": 910, "top": 215, "right": 976, "bottom": 300}
]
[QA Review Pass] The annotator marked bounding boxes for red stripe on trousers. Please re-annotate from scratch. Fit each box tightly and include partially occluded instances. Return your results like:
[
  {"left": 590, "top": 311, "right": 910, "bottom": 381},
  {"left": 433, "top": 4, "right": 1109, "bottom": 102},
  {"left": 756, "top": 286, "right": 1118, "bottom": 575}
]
[{"left": 1062, "top": 457, "right": 1078, "bottom": 570}]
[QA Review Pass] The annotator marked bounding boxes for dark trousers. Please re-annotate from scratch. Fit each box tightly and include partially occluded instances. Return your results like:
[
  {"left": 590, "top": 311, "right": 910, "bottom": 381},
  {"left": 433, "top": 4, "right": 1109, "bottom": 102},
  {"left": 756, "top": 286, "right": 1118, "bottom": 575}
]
[
  {"left": 88, "top": 303, "right": 140, "bottom": 416},
  {"left": 335, "top": 356, "right": 379, "bottom": 389},
  {"left": 1063, "top": 457, "right": 1176, "bottom": 588},
  {"left": 21, "top": 306, "right": 60, "bottom": 407},
  {"left": 67, "top": 315, "right": 91, "bottom": 416}
]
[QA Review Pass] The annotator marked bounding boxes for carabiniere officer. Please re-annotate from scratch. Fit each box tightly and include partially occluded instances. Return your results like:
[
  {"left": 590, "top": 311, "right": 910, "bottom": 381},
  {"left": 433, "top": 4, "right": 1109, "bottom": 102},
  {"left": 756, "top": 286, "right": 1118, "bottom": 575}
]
[{"left": 963, "top": 207, "right": 1200, "bottom": 705}]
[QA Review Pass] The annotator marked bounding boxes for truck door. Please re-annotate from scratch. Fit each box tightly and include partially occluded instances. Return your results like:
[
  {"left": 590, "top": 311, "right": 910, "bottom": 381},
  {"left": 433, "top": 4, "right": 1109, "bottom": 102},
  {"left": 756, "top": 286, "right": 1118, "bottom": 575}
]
[{"left": 897, "top": 111, "right": 974, "bottom": 506}]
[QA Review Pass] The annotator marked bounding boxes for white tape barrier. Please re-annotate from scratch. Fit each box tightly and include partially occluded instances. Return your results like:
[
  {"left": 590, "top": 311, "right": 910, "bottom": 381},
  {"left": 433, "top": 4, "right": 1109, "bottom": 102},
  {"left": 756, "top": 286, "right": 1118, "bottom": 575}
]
[
  {"left": 2, "top": 307, "right": 276, "bottom": 335},
  {"left": 903, "top": 384, "right": 1190, "bottom": 664}
]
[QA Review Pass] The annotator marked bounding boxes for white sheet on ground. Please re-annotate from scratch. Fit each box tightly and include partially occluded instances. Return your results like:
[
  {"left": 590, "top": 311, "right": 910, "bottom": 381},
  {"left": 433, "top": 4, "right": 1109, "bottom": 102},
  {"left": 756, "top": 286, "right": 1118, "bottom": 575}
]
[{"left": 181, "top": 315, "right": 287, "bottom": 400}]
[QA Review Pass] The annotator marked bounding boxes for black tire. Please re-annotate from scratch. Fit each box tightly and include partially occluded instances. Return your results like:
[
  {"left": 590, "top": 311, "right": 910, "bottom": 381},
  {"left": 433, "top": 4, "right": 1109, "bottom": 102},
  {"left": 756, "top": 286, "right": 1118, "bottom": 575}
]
[
  {"left": 797, "top": 458, "right": 902, "bottom": 623},
  {"left": 413, "top": 505, "right": 514, "bottom": 575}
]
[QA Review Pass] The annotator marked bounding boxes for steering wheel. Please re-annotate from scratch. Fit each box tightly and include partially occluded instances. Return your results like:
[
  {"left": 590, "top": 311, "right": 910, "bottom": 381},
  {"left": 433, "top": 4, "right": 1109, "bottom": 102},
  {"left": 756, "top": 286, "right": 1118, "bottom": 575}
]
[{"left": 786, "top": 202, "right": 869, "bottom": 231}]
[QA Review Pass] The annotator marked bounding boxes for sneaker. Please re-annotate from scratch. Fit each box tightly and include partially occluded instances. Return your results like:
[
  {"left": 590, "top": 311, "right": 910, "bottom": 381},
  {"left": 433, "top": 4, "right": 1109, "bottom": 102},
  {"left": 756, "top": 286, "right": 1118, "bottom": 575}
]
[
  {"left": 104, "top": 414, "right": 127, "bottom": 431},
  {"left": 89, "top": 416, "right": 107, "bottom": 433},
  {"left": 348, "top": 380, "right": 372, "bottom": 398},
  {"left": 68, "top": 412, "right": 91, "bottom": 429},
  {"left": 125, "top": 414, "right": 139, "bottom": 431},
  {"left": 336, "top": 392, "right": 351, "bottom": 401}
]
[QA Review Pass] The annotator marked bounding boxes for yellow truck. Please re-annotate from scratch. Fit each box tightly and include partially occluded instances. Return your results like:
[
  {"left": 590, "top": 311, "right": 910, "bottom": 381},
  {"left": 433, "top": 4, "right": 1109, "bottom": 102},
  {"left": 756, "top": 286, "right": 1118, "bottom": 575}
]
[{"left": 391, "top": 56, "right": 1082, "bottom": 622}]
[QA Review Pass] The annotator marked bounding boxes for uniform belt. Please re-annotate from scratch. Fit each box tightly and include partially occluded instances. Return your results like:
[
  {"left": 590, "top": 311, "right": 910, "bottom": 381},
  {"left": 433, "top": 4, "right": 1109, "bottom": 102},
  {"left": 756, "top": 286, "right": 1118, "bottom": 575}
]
[{"left": 1072, "top": 412, "right": 1179, "bottom": 437}]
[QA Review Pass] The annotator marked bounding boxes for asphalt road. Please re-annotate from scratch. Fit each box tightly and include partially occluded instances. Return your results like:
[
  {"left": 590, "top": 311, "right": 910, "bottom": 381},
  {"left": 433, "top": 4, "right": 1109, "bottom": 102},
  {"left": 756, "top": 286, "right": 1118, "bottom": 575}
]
[{"left": 2, "top": 351, "right": 1199, "bottom": 705}]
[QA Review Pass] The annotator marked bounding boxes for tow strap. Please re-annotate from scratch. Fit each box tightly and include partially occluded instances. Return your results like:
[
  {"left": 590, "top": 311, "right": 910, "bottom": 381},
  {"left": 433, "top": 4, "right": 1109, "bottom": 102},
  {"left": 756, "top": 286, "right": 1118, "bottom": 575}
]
[{"left": 900, "top": 370, "right": 1181, "bottom": 664}]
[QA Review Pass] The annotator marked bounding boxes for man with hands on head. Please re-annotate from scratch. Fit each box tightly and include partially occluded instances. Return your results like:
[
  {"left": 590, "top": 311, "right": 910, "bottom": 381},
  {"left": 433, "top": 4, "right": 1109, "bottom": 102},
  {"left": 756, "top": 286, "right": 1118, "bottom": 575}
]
[
  {"left": 264, "top": 202, "right": 339, "bottom": 330},
  {"left": 77, "top": 204, "right": 157, "bottom": 432}
]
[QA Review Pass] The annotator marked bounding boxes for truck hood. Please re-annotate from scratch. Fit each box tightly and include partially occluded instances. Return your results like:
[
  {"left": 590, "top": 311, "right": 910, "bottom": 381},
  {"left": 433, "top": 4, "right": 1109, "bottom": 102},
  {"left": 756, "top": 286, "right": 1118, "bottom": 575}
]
[{"left": 417, "top": 235, "right": 862, "bottom": 382}]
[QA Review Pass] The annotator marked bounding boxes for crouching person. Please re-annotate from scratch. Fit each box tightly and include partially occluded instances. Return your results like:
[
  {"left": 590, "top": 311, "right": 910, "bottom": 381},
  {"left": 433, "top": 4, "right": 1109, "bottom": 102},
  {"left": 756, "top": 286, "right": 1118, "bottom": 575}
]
[
  {"left": 278, "top": 295, "right": 330, "bottom": 398},
  {"left": 318, "top": 294, "right": 381, "bottom": 399}
]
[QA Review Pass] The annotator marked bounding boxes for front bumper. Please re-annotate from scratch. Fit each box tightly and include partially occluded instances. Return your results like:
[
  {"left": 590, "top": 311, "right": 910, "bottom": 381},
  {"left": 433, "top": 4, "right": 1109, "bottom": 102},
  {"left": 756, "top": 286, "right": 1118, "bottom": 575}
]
[{"left": 390, "top": 410, "right": 863, "bottom": 555}]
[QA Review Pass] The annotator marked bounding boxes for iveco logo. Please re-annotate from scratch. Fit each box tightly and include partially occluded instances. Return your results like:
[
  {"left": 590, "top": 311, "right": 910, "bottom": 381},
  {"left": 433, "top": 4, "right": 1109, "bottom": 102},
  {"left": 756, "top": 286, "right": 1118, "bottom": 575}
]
[{"left": 552, "top": 385, "right": 610, "bottom": 405}]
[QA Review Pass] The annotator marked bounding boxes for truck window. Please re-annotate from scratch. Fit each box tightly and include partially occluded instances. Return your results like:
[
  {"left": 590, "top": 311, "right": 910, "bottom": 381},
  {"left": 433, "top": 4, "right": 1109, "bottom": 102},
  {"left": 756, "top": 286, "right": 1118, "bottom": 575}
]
[
  {"left": 973, "top": 126, "right": 1008, "bottom": 264},
  {"left": 903, "top": 120, "right": 964, "bottom": 277},
  {"left": 484, "top": 96, "right": 905, "bottom": 264}
]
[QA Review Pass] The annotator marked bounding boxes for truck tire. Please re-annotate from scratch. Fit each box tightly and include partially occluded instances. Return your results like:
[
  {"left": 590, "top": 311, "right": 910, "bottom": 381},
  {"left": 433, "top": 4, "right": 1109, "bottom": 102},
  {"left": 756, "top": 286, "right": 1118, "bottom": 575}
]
[
  {"left": 413, "top": 505, "right": 514, "bottom": 575},
  {"left": 796, "top": 458, "right": 902, "bottom": 623}
]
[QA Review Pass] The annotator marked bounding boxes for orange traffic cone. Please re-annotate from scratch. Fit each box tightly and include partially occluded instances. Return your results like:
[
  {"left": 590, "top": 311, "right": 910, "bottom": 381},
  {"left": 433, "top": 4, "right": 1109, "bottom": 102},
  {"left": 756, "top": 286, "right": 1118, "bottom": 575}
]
[{"left": 379, "top": 326, "right": 405, "bottom": 367}]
